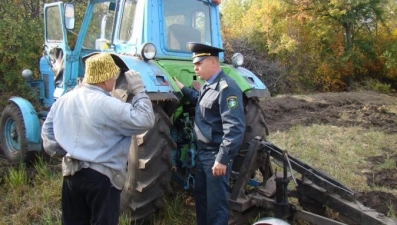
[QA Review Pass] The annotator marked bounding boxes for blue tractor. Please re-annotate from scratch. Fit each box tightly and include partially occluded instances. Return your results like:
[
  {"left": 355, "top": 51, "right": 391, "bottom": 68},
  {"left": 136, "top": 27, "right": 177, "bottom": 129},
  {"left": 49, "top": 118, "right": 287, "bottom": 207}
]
[
  {"left": 0, "top": 0, "right": 269, "bottom": 222},
  {"left": 4, "top": 1, "right": 392, "bottom": 224}
]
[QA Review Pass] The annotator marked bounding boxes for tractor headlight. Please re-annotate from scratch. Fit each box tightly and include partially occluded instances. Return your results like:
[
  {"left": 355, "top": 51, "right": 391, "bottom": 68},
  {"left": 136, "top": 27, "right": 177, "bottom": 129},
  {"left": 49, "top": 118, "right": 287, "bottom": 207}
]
[
  {"left": 231, "top": 53, "right": 244, "bottom": 67},
  {"left": 140, "top": 42, "right": 156, "bottom": 60},
  {"left": 21, "top": 69, "right": 33, "bottom": 80}
]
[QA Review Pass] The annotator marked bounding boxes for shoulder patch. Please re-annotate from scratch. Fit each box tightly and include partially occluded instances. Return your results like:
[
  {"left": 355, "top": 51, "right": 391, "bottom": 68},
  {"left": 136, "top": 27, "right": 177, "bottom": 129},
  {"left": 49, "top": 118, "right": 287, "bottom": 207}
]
[
  {"left": 219, "top": 79, "right": 228, "bottom": 90},
  {"left": 226, "top": 96, "right": 238, "bottom": 109}
]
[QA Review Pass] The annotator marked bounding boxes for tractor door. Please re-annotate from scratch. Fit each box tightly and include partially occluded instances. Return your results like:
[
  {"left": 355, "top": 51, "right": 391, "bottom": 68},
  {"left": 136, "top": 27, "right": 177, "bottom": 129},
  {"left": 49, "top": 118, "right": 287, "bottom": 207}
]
[{"left": 43, "top": 2, "right": 74, "bottom": 99}]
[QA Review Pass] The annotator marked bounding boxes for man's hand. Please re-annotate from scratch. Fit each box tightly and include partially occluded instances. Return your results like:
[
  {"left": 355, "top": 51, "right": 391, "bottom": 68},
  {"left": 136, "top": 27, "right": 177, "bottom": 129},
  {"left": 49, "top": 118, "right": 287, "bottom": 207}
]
[
  {"left": 173, "top": 77, "right": 185, "bottom": 89},
  {"left": 62, "top": 157, "right": 81, "bottom": 176},
  {"left": 212, "top": 161, "right": 227, "bottom": 176},
  {"left": 125, "top": 70, "right": 145, "bottom": 94}
]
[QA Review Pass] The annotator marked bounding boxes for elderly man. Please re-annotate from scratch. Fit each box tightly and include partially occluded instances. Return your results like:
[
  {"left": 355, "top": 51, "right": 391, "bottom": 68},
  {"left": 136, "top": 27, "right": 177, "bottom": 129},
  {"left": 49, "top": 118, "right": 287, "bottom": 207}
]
[{"left": 41, "top": 52, "right": 155, "bottom": 225}]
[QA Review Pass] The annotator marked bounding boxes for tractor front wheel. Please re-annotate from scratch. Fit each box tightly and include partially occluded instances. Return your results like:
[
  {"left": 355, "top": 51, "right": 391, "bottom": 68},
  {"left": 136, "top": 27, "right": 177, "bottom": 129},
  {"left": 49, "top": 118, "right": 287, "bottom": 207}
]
[
  {"left": 120, "top": 105, "right": 176, "bottom": 222},
  {"left": 0, "top": 103, "right": 29, "bottom": 163}
]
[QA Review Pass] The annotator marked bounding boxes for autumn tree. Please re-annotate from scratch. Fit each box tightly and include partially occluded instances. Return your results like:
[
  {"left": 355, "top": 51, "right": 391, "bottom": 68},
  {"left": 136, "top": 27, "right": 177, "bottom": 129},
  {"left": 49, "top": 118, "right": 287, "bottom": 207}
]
[
  {"left": 221, "top": 0, "right": 299, "bottom": 94},
  {"left": 0, "top": 0, "right": 43, "bottom": 98},
  {"left": 295, "top": 0, "right": 387, "bottom": 89},
  {"left": 379, "top": 0, "right": 397, "bottom": 82},
  {"left": 221, "top": 0, "right": 396, "bottom": 92}
]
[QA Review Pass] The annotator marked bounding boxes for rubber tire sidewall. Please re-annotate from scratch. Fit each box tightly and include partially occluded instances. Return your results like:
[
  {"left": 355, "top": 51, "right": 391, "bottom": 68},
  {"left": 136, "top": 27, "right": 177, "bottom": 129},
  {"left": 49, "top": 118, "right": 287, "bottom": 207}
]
[
  {"left": 233, "top": 97, "right": 268, "bottom": 172},
  {"left": 0, "top": 103, "right": 27, "bottom": 162}
]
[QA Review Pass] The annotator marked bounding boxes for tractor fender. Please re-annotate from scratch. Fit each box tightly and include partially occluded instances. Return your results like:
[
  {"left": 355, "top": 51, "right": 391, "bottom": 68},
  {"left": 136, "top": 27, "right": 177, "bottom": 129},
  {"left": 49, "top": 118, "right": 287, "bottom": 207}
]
[
  {"left": 117, "top": 54, "right": 176, "bottom": 96},
  {"left": 223, "top": 66, "right": 270, "bottom": 99},
  {"left": 82, "top": 53, "right": 176, "bottom": 99},
  {"left": 9, "top": 97, "right": 42, "bottom": 151}
]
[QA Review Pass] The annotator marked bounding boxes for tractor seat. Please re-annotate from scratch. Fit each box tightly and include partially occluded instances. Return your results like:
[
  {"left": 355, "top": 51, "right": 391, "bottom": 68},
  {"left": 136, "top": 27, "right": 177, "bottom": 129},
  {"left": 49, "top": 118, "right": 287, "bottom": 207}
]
[
  {"left": 167, "top": 24, "right": 201, "bottom": 51},
  {"left": 49, "top": 47, "right": 64, "bottom": 87}
]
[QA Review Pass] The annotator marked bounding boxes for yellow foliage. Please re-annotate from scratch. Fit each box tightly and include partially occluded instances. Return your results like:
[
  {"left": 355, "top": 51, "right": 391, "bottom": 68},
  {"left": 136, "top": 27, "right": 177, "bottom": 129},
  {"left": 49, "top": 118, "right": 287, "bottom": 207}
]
[
  {"left": 393, "top": 29, "right": 397, "bottom": 38},
  {"left": 315, "top": 62, "right": 348, "bottom": 91}
]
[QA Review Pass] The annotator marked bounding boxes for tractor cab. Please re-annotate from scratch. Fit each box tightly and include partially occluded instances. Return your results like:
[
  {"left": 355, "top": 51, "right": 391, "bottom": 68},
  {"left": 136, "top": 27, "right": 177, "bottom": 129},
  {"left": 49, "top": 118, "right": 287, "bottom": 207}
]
[{"left": 39, "top": 0, "right": 225, "bottom": 106}]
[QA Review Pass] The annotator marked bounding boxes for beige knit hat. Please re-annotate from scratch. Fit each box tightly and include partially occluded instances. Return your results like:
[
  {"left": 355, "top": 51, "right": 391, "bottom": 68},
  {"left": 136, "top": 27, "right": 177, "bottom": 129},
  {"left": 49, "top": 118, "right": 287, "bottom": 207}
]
[{"left": 83, "top": 53, "right": 120, "bottom": 84}]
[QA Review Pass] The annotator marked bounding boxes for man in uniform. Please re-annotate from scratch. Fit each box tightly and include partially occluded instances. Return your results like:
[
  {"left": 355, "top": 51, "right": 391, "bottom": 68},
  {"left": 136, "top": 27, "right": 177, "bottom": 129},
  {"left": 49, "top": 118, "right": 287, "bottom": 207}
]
[{"left": 174, "top": 42, "right": 246, "bottom": 225}]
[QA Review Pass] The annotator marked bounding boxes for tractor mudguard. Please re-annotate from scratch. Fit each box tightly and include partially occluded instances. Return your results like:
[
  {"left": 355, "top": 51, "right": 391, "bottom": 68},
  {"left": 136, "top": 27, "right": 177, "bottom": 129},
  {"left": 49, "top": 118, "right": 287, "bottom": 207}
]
[
  {"left": 81, "top": 52, "right": 180, "bottom": 102},
  {"left": 99, "top": 53, "right": 177, "bottom": 95},
  {"left": 155, "top": 60, "right": 270, "bottom": 99},
  {"left": 222, "top": 65, "right": 270, "bottom": 99},
  {"left": 155, "top": 60, "right": 198, "bottom": 91},
  {"left": 9, "top": 97, "right": 42, "bottom": 151}
]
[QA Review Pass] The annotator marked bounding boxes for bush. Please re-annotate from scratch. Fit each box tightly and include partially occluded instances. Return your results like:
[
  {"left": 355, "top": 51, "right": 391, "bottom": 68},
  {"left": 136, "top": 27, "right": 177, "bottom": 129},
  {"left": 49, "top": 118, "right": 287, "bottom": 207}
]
[{"left": 353, "top": 78, "right": 395, "bottom": 94}]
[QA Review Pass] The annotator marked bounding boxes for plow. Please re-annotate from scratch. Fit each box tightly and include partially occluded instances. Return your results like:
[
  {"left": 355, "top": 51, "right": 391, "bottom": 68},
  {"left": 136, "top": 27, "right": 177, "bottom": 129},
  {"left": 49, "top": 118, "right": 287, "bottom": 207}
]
[{"left": 227, "top": 137, "right": 397, "bottom": 225}]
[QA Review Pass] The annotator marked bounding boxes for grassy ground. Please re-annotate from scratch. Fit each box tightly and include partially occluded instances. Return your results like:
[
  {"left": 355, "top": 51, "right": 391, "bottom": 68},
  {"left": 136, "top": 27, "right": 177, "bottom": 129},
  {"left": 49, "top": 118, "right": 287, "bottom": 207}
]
[
  {"left": 0, "top": 158, "right": 197, "bottom": 225},
  {"left": 1, "top": 125, "right": 396, "bottom": 224},
  {"left": 269, "top": 125, "right": 397, "bottom": 193},
  {"left": 1, "top": 91, "right": 396, "bottom": 224}
]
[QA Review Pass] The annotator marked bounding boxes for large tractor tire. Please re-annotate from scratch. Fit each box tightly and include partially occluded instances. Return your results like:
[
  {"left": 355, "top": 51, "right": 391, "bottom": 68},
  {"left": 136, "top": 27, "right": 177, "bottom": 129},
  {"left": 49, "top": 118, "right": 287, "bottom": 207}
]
[
  {"left": 233, "top": 97, "right": 269, "bottom": 173},
  {"left": 0, "top": 103, "right": 29, "bottom": 163},
  {"left": 120, "top": 104, "right": 176, "bottom": 222},
  {"left": 242, "top": 97, "right": 268, "bottom": 148}
]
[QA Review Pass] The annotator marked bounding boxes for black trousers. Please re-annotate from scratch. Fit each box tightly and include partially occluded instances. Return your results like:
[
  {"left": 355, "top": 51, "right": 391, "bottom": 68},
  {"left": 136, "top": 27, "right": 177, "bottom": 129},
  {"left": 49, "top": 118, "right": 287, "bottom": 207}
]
[{"left": 62, "top": 168, "right": 121, "bottom": 225}]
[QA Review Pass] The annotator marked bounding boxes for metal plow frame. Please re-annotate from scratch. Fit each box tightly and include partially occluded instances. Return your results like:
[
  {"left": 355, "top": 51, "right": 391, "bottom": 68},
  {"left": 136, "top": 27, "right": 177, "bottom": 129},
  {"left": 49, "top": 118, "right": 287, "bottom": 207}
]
[{"left": 228, "top": 137, "right": 397, "bottom": 225}]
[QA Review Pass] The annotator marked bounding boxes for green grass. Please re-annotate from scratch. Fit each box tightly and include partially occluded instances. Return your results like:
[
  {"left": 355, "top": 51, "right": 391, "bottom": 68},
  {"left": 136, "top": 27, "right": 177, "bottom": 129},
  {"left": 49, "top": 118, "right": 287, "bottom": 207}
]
[
  {"left": 0, "top": 157, "right": 196, "bottom": 225},
  {"left": 0, "top": 158, "right": 63, "bottom": 225},
  {"left": 151, "top": 191, "right": 196, "bottom": 225},
  {"left": 5, "top": 164, "right": 28, "bottom": 190},
  {"left": 1, "top": 123, "right": 396, "bottom": 224},
  {"left": 376, "top": 154, "right": 397, "bottom": 170},
  {"left": 269, "top": 125, "right": 397, "bottom": 195},
  {"left": 387, "top": 201, "right": 397, "bottom": 218}
]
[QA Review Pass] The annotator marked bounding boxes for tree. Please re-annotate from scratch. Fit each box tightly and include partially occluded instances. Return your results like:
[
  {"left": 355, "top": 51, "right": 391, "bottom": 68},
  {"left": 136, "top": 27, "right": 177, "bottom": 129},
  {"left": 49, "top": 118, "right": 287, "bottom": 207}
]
[
  {"left": 286, "top": 0, "right": 387, "bottom": 89},
  {"left": 221, "top": 0, "right": 396, "bottom": 92},
  {"left": 0, "top": 1, "right": 43, "bottom": 95}
]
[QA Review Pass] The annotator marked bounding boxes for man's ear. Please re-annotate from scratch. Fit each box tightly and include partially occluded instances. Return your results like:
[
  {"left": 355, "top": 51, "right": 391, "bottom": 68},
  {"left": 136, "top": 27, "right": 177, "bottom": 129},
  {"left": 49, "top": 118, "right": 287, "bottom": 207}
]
[{"left": 210, "top": 57, "right": 218, "bottom": 67}]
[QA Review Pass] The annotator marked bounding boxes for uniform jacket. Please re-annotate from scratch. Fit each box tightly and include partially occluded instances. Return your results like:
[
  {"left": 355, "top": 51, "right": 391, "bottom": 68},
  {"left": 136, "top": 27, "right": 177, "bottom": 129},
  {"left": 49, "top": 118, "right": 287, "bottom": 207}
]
[{"left": 181, "top": 70, "right": 246, "bottom": 165}]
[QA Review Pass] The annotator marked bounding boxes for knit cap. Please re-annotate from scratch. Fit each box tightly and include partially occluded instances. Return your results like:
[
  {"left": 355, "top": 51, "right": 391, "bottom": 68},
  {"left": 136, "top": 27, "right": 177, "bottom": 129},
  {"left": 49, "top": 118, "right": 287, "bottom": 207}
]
[{"left": 83, "top": 53, "right": 120, "bottom": 84}]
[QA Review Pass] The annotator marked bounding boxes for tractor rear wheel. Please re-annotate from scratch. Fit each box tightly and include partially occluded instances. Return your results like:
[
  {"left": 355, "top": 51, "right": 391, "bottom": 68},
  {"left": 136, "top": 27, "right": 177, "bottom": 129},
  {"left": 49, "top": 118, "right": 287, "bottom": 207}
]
[
  {"left": 120, "top": 104, "right": 176, "bottom": 222},
  {"left": 233, "top": 97, "right": 269, "bottom": 174},
  {"left": 0, "top": 103, "right": 29, "bottom": 163},
  {"left": 242, "top": 97, "right": 268, "bottom": 147}
]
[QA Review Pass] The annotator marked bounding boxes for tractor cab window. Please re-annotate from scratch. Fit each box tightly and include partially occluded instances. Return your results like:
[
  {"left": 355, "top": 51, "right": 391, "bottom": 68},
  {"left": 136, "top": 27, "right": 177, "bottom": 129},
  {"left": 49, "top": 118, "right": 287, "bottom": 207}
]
[
  {"left": 44, "top": 5, "right": 65, "bottom": 85},
  {"left": 164, "top": 0, "right": 211, "bottom": 51},
  {"left": 46, "top": 6, "right": 63, "bottom": 42},
  {"left": 83, "top": 2, "right": 115, "bottom": 50},
  {"left": 119, "top": 0, "right": 137, "bottom": 42}
]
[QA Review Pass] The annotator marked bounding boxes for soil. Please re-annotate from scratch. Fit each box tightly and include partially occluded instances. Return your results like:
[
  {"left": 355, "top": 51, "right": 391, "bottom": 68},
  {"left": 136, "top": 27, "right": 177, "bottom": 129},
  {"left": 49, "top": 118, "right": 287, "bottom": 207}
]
[{"left": 259, "top": 91, "right": 397, "bottom": 218}]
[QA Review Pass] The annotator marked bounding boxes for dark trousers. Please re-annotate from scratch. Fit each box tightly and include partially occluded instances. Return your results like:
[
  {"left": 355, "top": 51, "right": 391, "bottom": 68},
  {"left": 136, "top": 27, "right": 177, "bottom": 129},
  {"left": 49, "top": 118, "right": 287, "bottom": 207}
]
[
  {"left": 62, "top": 168, "right": 121, "bottom": 225},
  {"left": 194, "top": 151, "right": 232, "bottom": 225}
]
